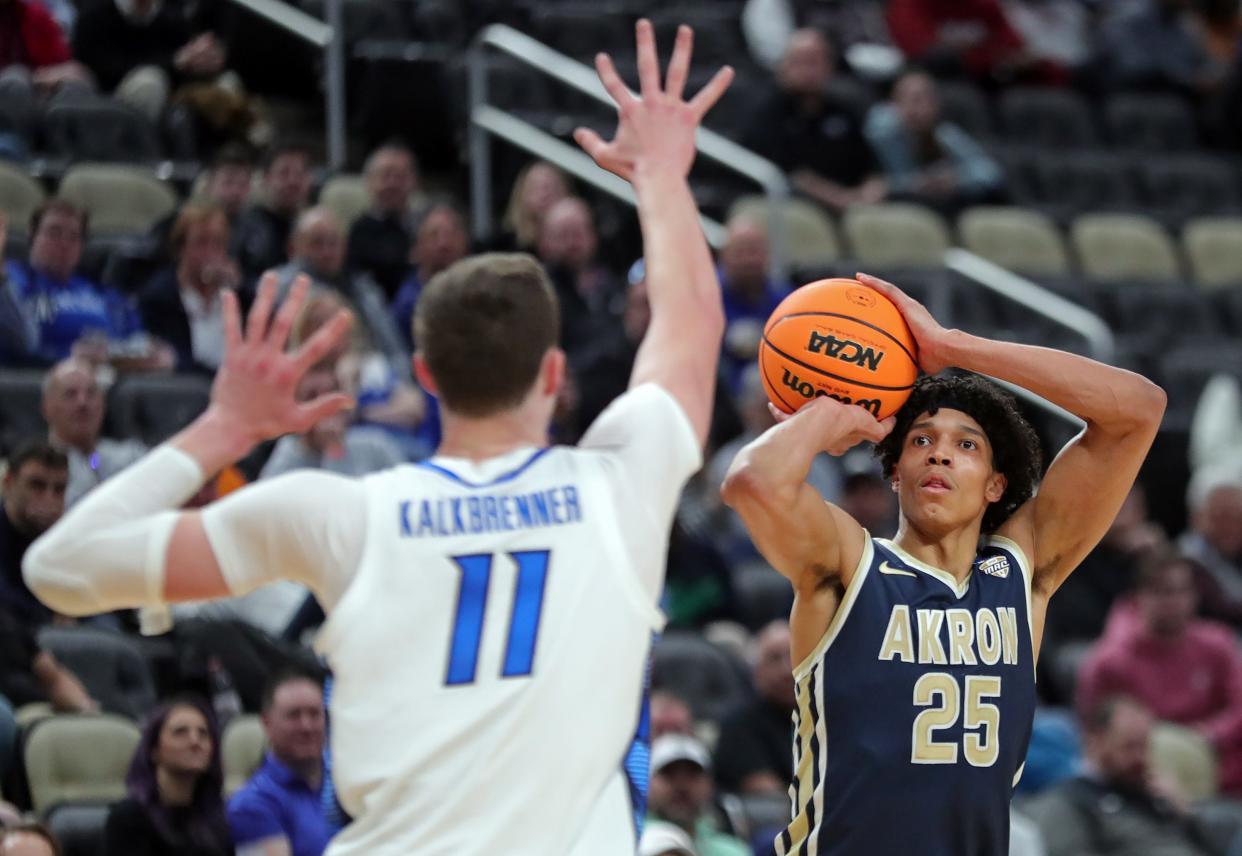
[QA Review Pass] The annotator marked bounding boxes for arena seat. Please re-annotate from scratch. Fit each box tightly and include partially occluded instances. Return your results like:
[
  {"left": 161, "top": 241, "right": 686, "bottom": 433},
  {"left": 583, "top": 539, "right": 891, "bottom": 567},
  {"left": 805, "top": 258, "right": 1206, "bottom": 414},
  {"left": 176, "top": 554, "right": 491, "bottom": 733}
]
[
  {"left": 998, "top": 87, "right": 1097, "bottom": 149},
  {"left": 1150, "top": 722, "right": 1218, "bottom": 802},
  {"left": 1183, "top": 217, "right": 1242, "bottom": 290},
  {"left": 222, "top": 714, "right": 267, "bottom": 797},
  {"left": 650, "top": 632, "right": 750, "bottom": 723},
  {"left": 1070, "top": 213, "right": 1181, "bottom": 283},
  {"left": 0, "top": 370, "right": 47, "bottom": 452},
  {"left": 105, "top": 373, "right": 212, "bottom": 446},
  {"left": 842, "top": 203, "right": 950, "bottom": 268},
  {"left": 531, "top": 6, "right": 632, "bottom": 59},
  {"left": 957, "top": 206, "right": 1070, "bottom": 278},
  {"left": 648, "top": 7, "right": 745, "bottom": 66},
  {"left": 25, "top": 714, "right": 140, "bottom": 813},
  {"left": 1104, "top": 92, "right": 1199, "bottom": 152},
  {"left": 41, "top": 97, "right": 161, "bottom": 163},
  {"left": 318, "top": 173, "right": 370, "bottom": 228},
  {"left": 1022, "top": 150, "right": 1142, "bottom": 222},
  {"left": 1138, "top": 155, "right": 1241, "bottom": 227},
  {"left": 729, "top": 195, "right": 842, "bottom": 268},
  {"left": 0, "top": 160, "right": 46, "bottom": 237},
  {"left": 59, "top": 165, "right": 178, "bottom": 237},
  {"left": 937, "top": 80, "right": 994, "bottom": 141},
  {"left": 1159, "top": 343, "right": 1242, "bottom": 421},
  {"left": 37, "top": 627, "right": 158, "bottom": 721},
  {"left": 45, "top": 802, "right": 110, "bottom": 856}
]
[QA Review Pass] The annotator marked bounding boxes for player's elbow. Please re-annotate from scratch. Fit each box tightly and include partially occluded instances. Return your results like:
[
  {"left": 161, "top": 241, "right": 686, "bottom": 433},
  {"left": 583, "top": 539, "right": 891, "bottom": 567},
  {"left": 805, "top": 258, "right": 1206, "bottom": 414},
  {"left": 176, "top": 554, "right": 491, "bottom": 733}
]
[
  {"left": 721, "top": 458, "right": 784, "bottom": 514},
  {"left": 22, "top": 537, "right": 97, "bottom": 617}
]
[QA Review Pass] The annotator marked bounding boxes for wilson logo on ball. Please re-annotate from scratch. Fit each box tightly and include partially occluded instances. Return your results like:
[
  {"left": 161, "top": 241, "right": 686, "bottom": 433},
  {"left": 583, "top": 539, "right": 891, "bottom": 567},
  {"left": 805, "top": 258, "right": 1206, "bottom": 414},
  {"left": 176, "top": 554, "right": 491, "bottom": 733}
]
[
  {"left": 805, "top": 332, "right": 885, "bottom": 372},
  {"left": 780, "top": 369, "right": 882, "bottom": 416}
]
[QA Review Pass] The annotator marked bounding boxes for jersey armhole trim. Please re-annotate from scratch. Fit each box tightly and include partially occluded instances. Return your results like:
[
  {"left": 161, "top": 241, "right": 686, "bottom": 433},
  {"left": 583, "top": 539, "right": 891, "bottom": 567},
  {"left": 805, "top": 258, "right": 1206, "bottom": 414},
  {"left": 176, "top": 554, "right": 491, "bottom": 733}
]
[
  {"left": 987, "top": 534, "right": 1037, "bottom": 681},
  {"left": 312, "top": 482, "right": 377, "bottom": 656},
  {"left": 792, "top": 532, "right": 873, "bottom": 681}
]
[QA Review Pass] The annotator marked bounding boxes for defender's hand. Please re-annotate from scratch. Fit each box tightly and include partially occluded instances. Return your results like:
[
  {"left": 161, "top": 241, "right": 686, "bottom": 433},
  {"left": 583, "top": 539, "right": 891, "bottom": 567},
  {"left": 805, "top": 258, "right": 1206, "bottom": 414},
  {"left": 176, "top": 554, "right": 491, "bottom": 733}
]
[
  {"left": 857, "top": 272, "right": 951, "bottom": 375},
  {"left": 574, "top": 19, "right": 733, "bottom": 182},
  {"left": 206, "top": 273, "right": 353, "bottom": 448}
]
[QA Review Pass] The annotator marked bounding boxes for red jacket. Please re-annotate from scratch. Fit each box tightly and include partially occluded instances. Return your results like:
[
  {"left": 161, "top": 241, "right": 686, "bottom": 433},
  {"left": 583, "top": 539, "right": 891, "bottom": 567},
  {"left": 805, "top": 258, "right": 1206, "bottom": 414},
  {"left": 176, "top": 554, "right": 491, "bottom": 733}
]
[
  {"left": 886, "top": 0, "right": 1024, "bottom": 78},
  {"left": 0, "top": 0, "right": 72, "bottom": 70}
]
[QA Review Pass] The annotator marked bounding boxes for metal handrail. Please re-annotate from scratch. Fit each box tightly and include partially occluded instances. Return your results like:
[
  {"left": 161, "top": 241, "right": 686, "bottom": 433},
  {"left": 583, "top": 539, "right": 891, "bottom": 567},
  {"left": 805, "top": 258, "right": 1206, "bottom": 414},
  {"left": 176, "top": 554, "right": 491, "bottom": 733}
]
[
  {"left": 469, "top": 24, "right": 793, "bottom": 280},
  {"left": 225, "top": 0, "right": 346, "bottom": 169}
]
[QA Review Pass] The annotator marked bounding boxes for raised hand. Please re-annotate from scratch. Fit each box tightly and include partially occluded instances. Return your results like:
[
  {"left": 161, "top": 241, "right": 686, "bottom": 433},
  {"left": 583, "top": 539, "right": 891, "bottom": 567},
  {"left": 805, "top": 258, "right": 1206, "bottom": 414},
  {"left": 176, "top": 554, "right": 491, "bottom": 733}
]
[
  {"left": 207, "top": 273, "right": 353, "bottom": 446},
  {"left": 574, "top": 19, "right": 733, "bottom": 182},
  {"left": 767, "top": 395, "right": 895, "bottom": 457},
  {"left": 856, "top": 272, "right": 949, "bottom": 375}
]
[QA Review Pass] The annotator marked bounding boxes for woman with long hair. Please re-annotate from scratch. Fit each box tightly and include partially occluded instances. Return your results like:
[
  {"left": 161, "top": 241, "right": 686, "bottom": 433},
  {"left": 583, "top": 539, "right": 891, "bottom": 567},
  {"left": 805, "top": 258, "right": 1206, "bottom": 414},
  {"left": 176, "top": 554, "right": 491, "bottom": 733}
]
[{"left": 104, "top": 697, "right": 233, "bottom": 856}]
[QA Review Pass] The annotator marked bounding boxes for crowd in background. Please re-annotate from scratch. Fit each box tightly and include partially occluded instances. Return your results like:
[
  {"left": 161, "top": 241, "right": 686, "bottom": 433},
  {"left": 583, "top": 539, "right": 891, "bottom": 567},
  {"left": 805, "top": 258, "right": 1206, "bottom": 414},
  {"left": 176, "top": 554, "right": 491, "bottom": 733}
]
[{"left": 3, "top": 0, "right": 1242, "bottom": 854}]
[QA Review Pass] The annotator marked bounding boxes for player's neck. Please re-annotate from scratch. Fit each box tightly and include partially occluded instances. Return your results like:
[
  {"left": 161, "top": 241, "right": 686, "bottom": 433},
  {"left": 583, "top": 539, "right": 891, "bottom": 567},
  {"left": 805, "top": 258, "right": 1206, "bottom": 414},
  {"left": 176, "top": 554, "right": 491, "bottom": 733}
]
[
  {"left": 436, "top": 404, "right": 549, "bottom": 462},
  {"left": 892, "top": 521, "right": 982, "bottom": 583}
]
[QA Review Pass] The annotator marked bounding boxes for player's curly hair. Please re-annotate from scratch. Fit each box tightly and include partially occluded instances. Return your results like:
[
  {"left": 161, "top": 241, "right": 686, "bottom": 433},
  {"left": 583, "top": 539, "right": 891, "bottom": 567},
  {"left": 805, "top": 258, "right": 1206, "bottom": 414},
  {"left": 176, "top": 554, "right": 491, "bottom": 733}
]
[{"left": 875, "top": 373, "right": 1043, "bottom": 533}]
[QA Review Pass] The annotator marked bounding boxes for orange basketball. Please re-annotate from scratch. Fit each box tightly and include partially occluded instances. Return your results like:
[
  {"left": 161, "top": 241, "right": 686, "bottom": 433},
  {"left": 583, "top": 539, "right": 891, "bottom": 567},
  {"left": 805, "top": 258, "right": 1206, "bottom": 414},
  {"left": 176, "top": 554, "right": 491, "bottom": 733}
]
[{"left": 759, "top": 278, "right": 919, "bottom": 419}]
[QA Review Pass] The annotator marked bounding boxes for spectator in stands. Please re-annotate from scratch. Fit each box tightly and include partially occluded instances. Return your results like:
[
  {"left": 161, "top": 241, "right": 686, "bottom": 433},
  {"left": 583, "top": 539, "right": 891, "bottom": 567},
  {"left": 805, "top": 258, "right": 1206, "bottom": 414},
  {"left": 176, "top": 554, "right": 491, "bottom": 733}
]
[
  {"left": 228, "top": 669, "right": 331, "bottom": 856},
  {"left": 148, "top": 145, "right": 255, "bottom": 257},
  {"left": 390, "top": 202, "right": 470, "bottom": 351},
  {"left": 864, "top": 67, "right": 1003, "bottom": 213},
  {"left": 41, "top": 358, "right": 146, "bottom": 506},
  {"left": 651, "top": 690, "right": 695, "bottom": 740},
  {"left": 106, "top": 697, "right": 232, "bottom": 856},
  {"left": 743, "top": 29, "right": 886, "bottom": 214},
  {"left": 0, "top": 602, "right": 97, "bottom": 714},
  {"left": 648, "top": 735, "right": 749, "bottom": 856},
  {"left": 1077, "top": 550, "right": 1242, "bottom": 797},
  {"left": 259, "top": 365, "right": 404, "bottom": 479},
  {"left": 1178, "top": 469, "right": 1242, "bottom": 627},
  {"left": 0, "top": 822, "right": 62, "bottom": 856},
  {"left": 714, "top": 621, "right": 795, "bottom": 796},
  {"left": 537, "top": 196, "right": 623, "bottom": 354},
  {"left": 346, "top": 143, "right": 422, "bottom": 297},
  {"left": 1098, "top": 0, "right": 1226, "bottom": 96},
  {"left": 0, "top": 0, "right": 92, "bottom": 104},
  {"left": 497, "top": 160, "right": 570, "bottom": 254},
  {"left": 138, "top": 202, "right": 244, "bottom": 375},
  {"left": 840, "top": 469, "right": 899, "bottom": 537},
  {"left": 0, "top": 199, "right": 171, "bottom": 369},
  {"left": 638, "top": 822, "right": 696, "bottom": 856},
  {"left": 0, "top": 441, "right": 66, "bottom": 626},
  {"left": 233, "top": 142, "right": 313, "bottom": 279},
  {"left": 716, "top": 216, "right": 788, "bottom": 391},
  {"left": 71, "top": 0, "right": 229, "bottom": 122},
  {"left": 1028, "top": 696, "right": 1220, "bottom": 856},
  {"left": 886, "top": 0, "right": 1062, "bottom": 85}
]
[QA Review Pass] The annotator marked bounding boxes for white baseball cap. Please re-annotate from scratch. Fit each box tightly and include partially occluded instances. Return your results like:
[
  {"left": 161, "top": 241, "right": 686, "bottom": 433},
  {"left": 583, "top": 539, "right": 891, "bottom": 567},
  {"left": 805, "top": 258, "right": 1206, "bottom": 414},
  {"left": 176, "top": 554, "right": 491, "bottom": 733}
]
[
  {"left": 638, "top": 821, "right": 697, "bottom": 856},
  {"left": 650, "top": 734, "right": 711, "bottom": 774}
]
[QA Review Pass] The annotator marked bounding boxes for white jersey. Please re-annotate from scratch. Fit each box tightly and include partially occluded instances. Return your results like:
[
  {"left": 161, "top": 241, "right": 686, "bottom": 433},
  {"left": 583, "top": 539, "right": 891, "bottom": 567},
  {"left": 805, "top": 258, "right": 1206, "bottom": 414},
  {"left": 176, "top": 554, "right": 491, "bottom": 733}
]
[{"left": 203, "top": 384, "right": 701, "bottom": 855}]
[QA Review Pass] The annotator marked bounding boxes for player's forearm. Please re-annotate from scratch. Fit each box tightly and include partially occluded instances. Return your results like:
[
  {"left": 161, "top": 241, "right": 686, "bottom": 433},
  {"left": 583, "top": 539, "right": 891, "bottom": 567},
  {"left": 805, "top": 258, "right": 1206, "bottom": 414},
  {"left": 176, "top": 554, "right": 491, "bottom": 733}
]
[
  {"left": 724, "top": 404, "right": 840, "bottom": 506},
  {"left": 939, "top": 330, "right": 1166, "bottom": 433},
  {"left": 171, "top": 407, "right": 261, "bottom": 477}
]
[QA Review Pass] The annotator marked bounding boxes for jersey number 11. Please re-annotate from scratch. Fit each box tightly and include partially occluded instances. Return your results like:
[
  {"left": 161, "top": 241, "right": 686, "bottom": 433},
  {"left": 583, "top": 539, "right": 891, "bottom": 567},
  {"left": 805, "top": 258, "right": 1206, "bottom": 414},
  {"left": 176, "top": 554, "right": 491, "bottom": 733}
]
[{"left": 445, "top": 550, "right": 551, "bottom": 686}]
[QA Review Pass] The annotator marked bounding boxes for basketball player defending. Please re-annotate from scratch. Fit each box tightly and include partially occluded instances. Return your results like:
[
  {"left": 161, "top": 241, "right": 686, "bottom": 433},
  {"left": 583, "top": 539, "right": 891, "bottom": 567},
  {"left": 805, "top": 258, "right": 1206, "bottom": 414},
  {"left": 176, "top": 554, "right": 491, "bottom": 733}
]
[
  {"left": 23, "top": 22, "right": 733, "bottom": 856},
  {"left": 723, "top": 278, "right": 1166, "bottom": 856}
]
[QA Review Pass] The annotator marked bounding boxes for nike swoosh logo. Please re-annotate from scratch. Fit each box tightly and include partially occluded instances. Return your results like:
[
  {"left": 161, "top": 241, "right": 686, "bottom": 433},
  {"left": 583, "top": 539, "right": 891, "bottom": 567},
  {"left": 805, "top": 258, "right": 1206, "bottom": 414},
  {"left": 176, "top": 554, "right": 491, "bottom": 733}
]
[{"left": 879, "top": 561, "right": 917, "bottom": 578}]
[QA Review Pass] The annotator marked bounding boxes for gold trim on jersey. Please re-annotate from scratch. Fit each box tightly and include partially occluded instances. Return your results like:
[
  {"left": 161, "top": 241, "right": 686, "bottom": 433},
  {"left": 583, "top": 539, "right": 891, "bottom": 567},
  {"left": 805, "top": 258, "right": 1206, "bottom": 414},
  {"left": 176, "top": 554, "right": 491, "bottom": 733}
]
[
  {"left": 987, "top": 535, "right": 1038, "bottom": 680},
  {"left": 792, "top": 534, "right": 875, "bottom": 681},
  {"left": 875, "top": 538, "right": 971, "bottom": 598},
  {"left": 780, "top": 660, "right": 827, "bottom": 856}
]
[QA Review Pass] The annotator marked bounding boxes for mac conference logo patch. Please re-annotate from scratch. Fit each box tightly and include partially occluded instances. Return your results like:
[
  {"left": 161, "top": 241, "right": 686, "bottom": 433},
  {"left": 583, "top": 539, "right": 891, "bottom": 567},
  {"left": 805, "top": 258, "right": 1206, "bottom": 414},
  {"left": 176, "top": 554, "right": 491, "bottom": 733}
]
[{"left": 978, "top": 555, "right": 1010, "bottom": 579}]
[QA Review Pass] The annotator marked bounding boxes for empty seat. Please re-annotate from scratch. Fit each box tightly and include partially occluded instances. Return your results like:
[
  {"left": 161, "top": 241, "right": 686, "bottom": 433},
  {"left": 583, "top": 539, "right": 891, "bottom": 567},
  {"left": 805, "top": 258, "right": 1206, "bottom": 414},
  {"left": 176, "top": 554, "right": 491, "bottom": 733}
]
[
  {"left": 1139, "top": 155, "right": 1242, "bottom": 226},
  {"left": 1159, "top": 342, "right": 1242, "bottom": 418},
  {"left": 937, "top": 80, "right": 994, "bottom": 141},
  {"left": 998, "top": 87, "right": 1097, "bottom": 149},
  {"left": 41, "top": 97, "right": 161, "bottom": 162},
  {"left": 59, "top": 165, "right": 178, "bottom": 236},
  {"left": 648, "top": 7, "right": 746, "bottom": 66},
  {"left": 1150, "top": 722, "right": 1218, "bottom": 801},
  {"left": 105, "top": 373, "right": 212, "bottom": 446},
  {"left": 1021, "top": 150, "right": 1141, "bottom": 222},
  {"left": 1184, "top": 217, "right": 1242, "bottom": 289},
  {"left": 0, "top": 370, "right": 47, "bottom": 450},
  {"left": 25, "top": 713, "right": 141, "bottom": 812},
  {"left": 37, "top": 627, "right": 157, "bottom": 720},
  {"left": 650, "top": 632, "right": 749, "bottom": 723},
  {"left": 531, "top": 6, "right": 632, "bottom": 59},
  {"left": 1105, "top": 92, "right": 1199, "bottom": 152},
  {"left": 0, "top": 161, "right": 46, "bottom": 236},
  {"left": 842, "top": 202, "right": 950, "bottom": 268},
  {"left": 729, "top": 195, "right": 842, "bottom": 268},
  {"left": 318, "top": 174, "right": 369, "bottom": 228},
  {"left": 46, "top": 802, "right": 110, "bottom": 856},
  {"left": 1070, "top": 213, "right": 1181, "bottom": 283},
  {"left": 1096, "top": 283, "right": 1223, "bottom": 350},
  {"left": 957, "top": 205, "right": 1070, "bottom": 277},
  {"left": 222, "top": 714, "right": 267, "bottom": 797}
]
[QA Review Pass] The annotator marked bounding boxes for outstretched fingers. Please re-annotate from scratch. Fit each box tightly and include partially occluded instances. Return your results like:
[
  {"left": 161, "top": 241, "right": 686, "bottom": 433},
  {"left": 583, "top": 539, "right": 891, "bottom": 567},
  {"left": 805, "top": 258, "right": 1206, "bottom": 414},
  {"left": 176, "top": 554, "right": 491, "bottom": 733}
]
[
  {"left": 222, "top": 288, "right": 243, "bottom": 352},
  {"left": 245, "top": 275, "right": 278, "bottom": 342},
  {"left": 664, "top": 24, "right": 693, "bottom": 100},
  {"left": 266, "top": 275, "right": 311, "bottom": 351},
  {"left": 689, "top": 65, "right": 735, "bottom": 120},
  {"left": 635, "top": 18, "right": 660, "bottom": 99},
  {"left": 293, "top": 308, "right": 353, "bottom": 373},
  {"left": 295, "top": 393, "right": 354, "bottom": 432},
  {"left": 595, "top": 52, "right": 635, "bottom": 109},
  {"left": 573, "top": 126, "right": 609, "bottom": 162}
]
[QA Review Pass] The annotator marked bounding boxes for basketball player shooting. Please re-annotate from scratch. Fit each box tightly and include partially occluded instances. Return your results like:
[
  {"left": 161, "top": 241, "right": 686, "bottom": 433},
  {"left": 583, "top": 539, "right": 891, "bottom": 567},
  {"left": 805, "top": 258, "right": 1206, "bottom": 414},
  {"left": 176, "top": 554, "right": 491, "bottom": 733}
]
[
  {"left": 722, "top": 276, "right": 1166, "bottom": 855},
  {"left": 23, "top": 21, "right": 732, "bottom": 856}
]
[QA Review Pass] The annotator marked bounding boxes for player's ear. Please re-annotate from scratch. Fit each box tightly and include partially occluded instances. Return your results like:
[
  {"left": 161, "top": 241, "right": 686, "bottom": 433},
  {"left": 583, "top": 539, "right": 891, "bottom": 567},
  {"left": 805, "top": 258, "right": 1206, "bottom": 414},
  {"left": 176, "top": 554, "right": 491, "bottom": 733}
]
[
  {"left": 890, "top": 475, "right": 900, "bottom": 492},
  {"left": 412, "top": 352, "right": 439, "bottom": 396},
  {"left": 542, "top": 347, "right": 566, "bottom": 397},
  {"left": 985, "top": 471, "right": 1007, "bottom": 504}
]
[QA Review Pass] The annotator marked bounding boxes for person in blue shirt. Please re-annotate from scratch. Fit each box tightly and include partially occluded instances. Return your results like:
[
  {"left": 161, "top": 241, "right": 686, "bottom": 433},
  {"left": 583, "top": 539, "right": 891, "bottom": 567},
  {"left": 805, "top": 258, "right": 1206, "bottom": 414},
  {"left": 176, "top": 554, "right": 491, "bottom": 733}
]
[
  {"left": 1, "top": 198, "right": 171, "bottom": 368},
  {"left": 717, "top": 215, "right": 789, "bottom": 392},
  {"left": 228, "top": 668, "right": 333, "bottom": 856},
  {"left": 389, "top": 202, "right": 469, "bottom": 352}
]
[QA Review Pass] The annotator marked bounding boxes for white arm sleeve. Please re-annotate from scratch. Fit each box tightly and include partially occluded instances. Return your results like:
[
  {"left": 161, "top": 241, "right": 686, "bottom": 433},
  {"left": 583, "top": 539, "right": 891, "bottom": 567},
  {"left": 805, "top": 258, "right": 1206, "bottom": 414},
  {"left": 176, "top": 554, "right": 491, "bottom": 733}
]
[
  {"left": 578, "top": 383, "right": 703, "bottom": 596},
  {"left": 199, "top": 470, "right": 366, "bottom": 610},
  {"left": 23, "top": 446, "right": 208, "bottom": 615}
]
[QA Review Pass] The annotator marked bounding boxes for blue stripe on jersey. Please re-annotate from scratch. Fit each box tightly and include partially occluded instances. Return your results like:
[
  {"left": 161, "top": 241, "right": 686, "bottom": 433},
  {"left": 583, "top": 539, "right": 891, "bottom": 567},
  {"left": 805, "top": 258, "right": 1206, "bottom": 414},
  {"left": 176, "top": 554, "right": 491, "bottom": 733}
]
[
  {"left": 320, "top": 673, "right": 352, "bottom": 832},
  {"left": 623, "top": 652, "right": 655, "bottom": 840},
  {"left": 415, "top": 448, "right": 551, "bottom": 489}
]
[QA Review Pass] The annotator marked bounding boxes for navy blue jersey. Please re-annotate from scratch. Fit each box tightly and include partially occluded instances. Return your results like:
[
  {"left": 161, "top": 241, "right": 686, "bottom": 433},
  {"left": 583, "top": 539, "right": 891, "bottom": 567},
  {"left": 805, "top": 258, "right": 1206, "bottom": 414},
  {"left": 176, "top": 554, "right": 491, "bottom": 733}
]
[{"left": 778, "top": 534, "right": 1037, "bottom": 856}]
